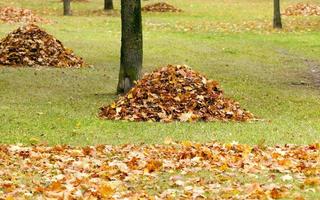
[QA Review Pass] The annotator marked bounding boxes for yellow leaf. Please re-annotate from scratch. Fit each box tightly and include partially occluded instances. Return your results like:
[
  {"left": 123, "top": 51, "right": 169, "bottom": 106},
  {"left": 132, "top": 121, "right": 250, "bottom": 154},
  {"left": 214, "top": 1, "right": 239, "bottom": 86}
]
[
  {"left": 5, "top": 196, "right": 14, "bottom": 200},
  {"left": 181, "top": 140, "right": 192, "bottom": 147},
  {"left": 110, "top": 102, "right": 116, "bottom": 109},
  {"left": 219, "top": 163, "right": 229, "bottom": 171},
  {"left": 127, "top": 93, "right": 133, "bottom": 99},
  {"left": 99, "top": 184, "right": 115, "bottom": 198},
  {"left": 304, "top": 177, "right": 320, "bottom": 186}
]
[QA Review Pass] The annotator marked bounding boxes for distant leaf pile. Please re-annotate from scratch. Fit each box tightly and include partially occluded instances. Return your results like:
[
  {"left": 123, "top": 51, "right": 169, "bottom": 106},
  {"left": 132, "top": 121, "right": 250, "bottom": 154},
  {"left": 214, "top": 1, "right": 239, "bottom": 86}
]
[
  {"left": 283, "top": 3, "right": 320, "bottom": 16},
  {"left": 100, "top": 65, "right": 254, "bottom": 122},
  {"left": 0, "top": 7, "right": 51, "bottom": 24},
  {"left": 60, "top": 0, "right": 90, "bottom": 2},
  {"left": 0, "top": 142, "right": 319, "bottom": 199},
  {"left": 0, "top": 24, "right": 84, "bottom": 67},
  {"left": 142, "top": 2, "right": 182, "bottom": 13}
]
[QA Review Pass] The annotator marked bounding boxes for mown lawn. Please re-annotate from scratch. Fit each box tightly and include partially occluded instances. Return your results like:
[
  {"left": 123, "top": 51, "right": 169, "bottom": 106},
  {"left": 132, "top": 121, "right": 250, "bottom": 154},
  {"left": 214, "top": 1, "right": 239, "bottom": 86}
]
[{"left": 0, "top": 0, "right": 319, "bottom": 146}]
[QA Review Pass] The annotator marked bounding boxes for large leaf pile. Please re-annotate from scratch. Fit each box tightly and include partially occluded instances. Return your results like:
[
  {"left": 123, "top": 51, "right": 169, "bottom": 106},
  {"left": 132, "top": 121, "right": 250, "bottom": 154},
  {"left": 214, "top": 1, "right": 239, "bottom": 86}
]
[
  {"left": 0, "top": 24, "right": 84, "bottom": 67},
  {"left": 283, "top": 3, "right": 320, "bottom": 16},
  {"left": 0, "top": 142, "right": 319, "bottom": 199},
  {"left": 0, "top": 7, "right": 51, "bottom": 24},
  {"left": 142, "top": 2, "right": 182, "bottom": 13},
  {"left": 100, "top": 65, "right": 254, "bottom": 122}
]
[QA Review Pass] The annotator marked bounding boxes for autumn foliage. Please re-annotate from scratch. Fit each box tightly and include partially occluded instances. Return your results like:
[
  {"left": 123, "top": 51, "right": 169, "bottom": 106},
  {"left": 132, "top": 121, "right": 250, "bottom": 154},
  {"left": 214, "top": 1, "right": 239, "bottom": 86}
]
[
  {"left": 0, "top": 24, "right": 84, "bottom": 67},
  {"left": 100, "top": 65, "right": 254, "bottom": 122},
  {"left": 283, "top": 3, "right": 320, "bottom": 16},
  {"left": 142, "top": 2, "right": 182, "bottom": 13},
  {"left": 0, "top": 142, "right": 318, "bottom": 198},
  {"left": 0, "top": 7, "right": 51, "bottom": 24}
]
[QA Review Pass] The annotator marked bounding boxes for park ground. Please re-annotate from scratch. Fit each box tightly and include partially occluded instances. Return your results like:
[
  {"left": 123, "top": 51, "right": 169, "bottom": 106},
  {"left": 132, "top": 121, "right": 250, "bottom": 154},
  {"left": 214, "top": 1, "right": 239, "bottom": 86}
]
[{"left": 0, "top": 0, "right": 319, "bottom": 198}]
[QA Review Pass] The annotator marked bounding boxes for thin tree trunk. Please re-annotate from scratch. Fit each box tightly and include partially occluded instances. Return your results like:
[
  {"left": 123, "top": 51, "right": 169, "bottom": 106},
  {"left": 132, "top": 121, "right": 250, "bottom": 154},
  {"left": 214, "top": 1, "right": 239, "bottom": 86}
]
[
  {"left": 117, "top": 0, "right": 143, "bottom": 94},
  {"left": 104, "top": 0, "right": 114, "bottom": 10},
  {"left": 273, "top": 0, "right": 282, "bottom": 28},
  {"left": 63, "top": 0, "right": 72, "bottom": 16}
]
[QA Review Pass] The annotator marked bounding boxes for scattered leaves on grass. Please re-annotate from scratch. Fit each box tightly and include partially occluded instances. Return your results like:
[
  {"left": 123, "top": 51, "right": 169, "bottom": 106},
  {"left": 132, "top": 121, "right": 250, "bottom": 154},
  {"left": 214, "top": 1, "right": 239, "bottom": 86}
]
[
  {"left": 0, "top": 7, "right": 52, "bottom": 24},
  {"left": 0, "top": 142, "right": 319, "bottom": 199},
  {"left": 145, "top": 18, "right": 320, "bottom": 33},
  {"left": 0, "top": 24, "right": 85, "bottom": 67},
  {"left": 142, "top": 2, "right": 182, "bottom": 13},
  {"left": 283, "top": 3, "right": 320, "bottom": 16},
  {"left": 100, "top": 65, "right": 254, "bottom": 122}
]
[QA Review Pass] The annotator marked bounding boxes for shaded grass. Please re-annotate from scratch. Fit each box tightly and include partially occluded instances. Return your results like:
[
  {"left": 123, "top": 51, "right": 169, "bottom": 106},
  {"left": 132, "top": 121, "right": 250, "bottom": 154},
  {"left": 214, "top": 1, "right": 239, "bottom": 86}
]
[{"left": 0, "top": 0, "right": 319, "bottom": 145}]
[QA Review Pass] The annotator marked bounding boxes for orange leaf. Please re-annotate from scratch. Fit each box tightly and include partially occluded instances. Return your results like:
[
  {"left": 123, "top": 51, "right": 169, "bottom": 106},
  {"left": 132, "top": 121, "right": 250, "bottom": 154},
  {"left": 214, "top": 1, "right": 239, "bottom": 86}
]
[{"left": 145, "top": 159, "right": 162, "bottom": 173}]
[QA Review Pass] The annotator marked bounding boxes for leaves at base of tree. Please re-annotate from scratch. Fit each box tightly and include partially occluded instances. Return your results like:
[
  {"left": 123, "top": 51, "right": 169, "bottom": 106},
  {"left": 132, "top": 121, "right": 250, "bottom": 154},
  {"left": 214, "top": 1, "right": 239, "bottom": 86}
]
[{"left": 100, "top": 65, "right": 254, "bottom": 122}]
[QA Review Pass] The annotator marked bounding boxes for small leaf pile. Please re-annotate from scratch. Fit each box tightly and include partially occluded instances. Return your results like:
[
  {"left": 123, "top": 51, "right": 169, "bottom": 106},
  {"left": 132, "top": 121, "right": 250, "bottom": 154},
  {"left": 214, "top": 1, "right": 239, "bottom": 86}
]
[
  {"left": 100, "top": 65, "right": 254, "bottom": 122},
  {"left": 60, "top": 0, "right": 90, "bottom": 2},
  {"left": 0, "top": 142, "right": 319, "bottom": 199},
  {"left": 0, "top": 24, "right": 84, "bottom": 67},
  {"left": 0, "top": 7, "right": 51, "bottom": 24},
  {"left": 283, "top": 3, "right": 320, "bottom": 16},
  {"left": 142, "top": 2, "right": 182, "bottom": 13}
]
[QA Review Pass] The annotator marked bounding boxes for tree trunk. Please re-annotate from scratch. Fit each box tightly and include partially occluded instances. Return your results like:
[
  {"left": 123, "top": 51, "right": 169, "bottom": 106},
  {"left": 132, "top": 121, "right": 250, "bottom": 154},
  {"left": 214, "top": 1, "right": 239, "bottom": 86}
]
[
  {"left": 117, "top": 0, "right": 143, "bottom": 94},
  {"left": 104, "top": 0, "right": 114, "bottom": 10},
  {"left": 63, "top": 0, "right": 72, "bottom": 16},
  {"left": 273, "top": 0, "right": 282, "bottom": 29}
]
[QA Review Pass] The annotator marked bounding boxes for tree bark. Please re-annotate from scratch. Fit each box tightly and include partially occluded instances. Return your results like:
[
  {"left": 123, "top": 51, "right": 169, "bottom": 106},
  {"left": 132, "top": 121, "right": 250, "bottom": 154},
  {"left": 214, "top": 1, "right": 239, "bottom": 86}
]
[
  {"left": 273, "top": 0, "right": 282, "bottom": 29},
  {"left": 63, "top": 0, "right": 72, "bottom": 16},
  {"left": 104, "top": 0, "right": 114, "bottom": 10},
  {"left": 117, "top": 0, "right": 143, "bottom": 94}
]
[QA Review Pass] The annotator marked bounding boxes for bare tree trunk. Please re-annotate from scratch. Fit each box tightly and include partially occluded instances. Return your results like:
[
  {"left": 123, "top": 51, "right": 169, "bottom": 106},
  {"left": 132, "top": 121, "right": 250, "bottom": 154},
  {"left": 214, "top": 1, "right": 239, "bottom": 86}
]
[
  {"left": 273, "top": 0, "right": 282, "bottom": 28},
  {"left": 104, "top": 0, "right": 114, "bottom": 10},
  {"left": 63, "top": 0, "right": 72, "bottom": 16},
  {"left": 117, "top": 0, "right": 143, "bottom": 94}
]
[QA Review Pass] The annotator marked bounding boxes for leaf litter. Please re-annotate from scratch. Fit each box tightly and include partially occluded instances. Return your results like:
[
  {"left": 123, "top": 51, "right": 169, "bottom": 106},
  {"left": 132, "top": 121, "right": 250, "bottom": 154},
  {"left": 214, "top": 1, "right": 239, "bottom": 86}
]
[
  {"left": 283, "top": 3, "right": 320, "bottom": 16},
  {"left": 100, "top": 65, "right": 254, "bottom": 122},
  {"left": 0, "top": 24, "right": 85, "bottom": 67},
  {"left": 0, "top": 7, "right": 51, "bottom": 24},
  {"left": 142, "top": 2, "right": 182, "bottom": 13},
  {"left": 0, "top": 142, "right": 318, "bottom": 199}
]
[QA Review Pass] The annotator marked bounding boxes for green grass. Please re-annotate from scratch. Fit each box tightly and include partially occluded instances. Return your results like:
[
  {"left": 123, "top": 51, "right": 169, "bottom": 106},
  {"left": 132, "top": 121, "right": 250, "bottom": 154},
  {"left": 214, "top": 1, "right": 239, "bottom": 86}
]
[{"left": 0, "top": 0, "right": 319, "bottom": 146}]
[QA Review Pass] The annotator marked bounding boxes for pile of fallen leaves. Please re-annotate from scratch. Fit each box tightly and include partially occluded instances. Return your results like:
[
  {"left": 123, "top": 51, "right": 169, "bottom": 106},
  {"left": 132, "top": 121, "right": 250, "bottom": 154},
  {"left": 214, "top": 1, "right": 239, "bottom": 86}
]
[
  {"left": 0, "top": 7, "right": 51, "bottom": 24},
  {"left": 0, "top": 142, "right": 319, "bottom": 199},
  {"left": 60, "top": 0, "right": 90, "bottom": 2},
  {"left": 0, "top": 24, "right": 84, "bottom": 67},
  {"left": 142, "top": 2, "right": 182, "bottom": 12},
  {"left": 283, "top": 3, "right": 320, "bottom": 16},
  {"left": 100, "top": 65, "right": 254, "bottom": 122}
]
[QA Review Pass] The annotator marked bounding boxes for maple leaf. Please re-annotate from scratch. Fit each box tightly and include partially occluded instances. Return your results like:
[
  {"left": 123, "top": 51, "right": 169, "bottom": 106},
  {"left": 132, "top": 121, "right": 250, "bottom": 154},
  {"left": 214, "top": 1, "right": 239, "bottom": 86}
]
[
  {"left": 98, "top": 184, "right": 115, "bottom": 198},
  {"left": 47, "top": 181, "right": 64, "bottom": 191},
  {"left": 270, "top": 187, "right": 288, "bottom": 199},
  {"left": 145, "top": 159, "right": 162, "bottom": 173}
]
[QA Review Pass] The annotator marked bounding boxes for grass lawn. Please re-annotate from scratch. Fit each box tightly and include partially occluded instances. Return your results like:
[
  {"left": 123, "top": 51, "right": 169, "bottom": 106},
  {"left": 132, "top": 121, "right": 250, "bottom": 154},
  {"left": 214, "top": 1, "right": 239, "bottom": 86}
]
[{"left": 0, "top": 0, "right": 319, "bottom": 146}]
